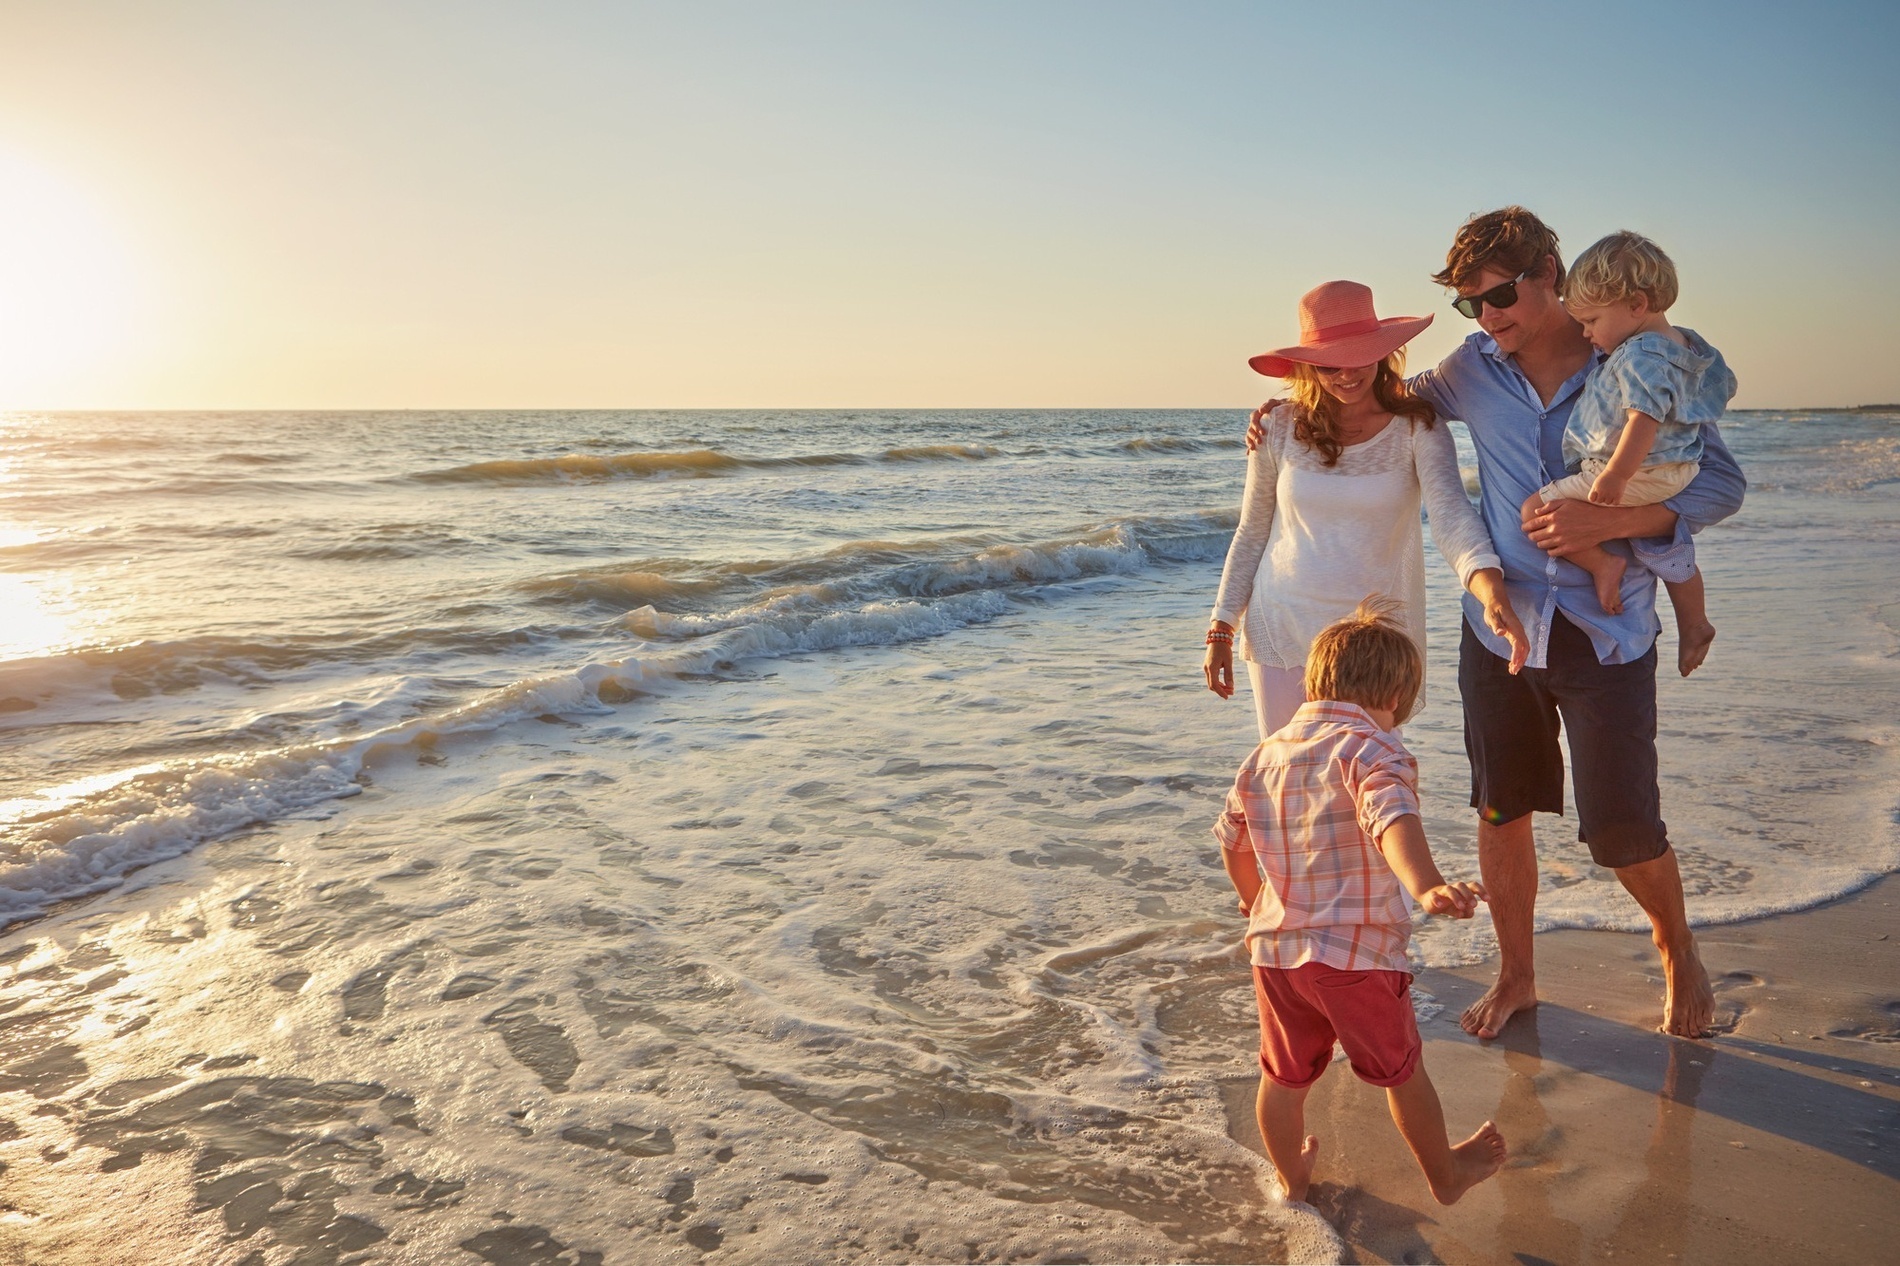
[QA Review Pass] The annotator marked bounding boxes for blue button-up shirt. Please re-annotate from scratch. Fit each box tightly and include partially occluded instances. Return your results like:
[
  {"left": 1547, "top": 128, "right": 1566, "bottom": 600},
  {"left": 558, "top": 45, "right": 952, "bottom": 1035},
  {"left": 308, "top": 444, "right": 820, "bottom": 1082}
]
[{"left": 1411, "top": 332, "right": 1746, "bottom": 668}]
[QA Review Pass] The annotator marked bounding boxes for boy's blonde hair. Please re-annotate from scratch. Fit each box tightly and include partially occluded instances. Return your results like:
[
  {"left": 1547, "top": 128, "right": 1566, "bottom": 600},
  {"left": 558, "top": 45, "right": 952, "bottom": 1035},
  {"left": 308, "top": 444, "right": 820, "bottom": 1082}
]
[
  {"left": 1304, "top": 596, "right": 1423, "bottom": 725},
  {"left": 1564, "top": 230, "right": 1679, "bottom": 312}
]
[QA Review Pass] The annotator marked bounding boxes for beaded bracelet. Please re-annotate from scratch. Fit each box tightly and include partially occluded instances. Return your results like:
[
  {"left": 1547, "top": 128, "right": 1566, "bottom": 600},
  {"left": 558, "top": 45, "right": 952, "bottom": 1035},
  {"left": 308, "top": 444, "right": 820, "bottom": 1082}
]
[{"left": 1205, "top": 630, "right": 1233, "bottom": 645}]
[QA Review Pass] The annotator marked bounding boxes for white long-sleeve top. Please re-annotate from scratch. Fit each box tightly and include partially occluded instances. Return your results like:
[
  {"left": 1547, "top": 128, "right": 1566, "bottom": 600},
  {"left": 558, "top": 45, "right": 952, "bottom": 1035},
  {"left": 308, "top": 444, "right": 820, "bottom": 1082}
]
[{"left": 1210, "top": 406, "right": 1500, "bottom": 709}]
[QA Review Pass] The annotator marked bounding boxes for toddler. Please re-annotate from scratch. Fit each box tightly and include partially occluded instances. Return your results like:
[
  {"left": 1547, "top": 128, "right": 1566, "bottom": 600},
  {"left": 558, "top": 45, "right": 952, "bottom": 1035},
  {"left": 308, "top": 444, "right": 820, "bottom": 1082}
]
[
  {"left": 1526, "top": 230, "right": 1738, "bottom": 675},
  {"left": 1213, "top": 598, "right": 1506, "bottom": 1206}
]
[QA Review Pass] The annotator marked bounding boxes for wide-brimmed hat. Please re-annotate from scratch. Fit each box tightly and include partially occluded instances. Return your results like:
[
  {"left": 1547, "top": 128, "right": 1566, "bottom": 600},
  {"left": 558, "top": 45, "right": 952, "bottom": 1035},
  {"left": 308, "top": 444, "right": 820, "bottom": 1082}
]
[{"left": 1248, "top": 280, "right": 1433, "bottom": 378}]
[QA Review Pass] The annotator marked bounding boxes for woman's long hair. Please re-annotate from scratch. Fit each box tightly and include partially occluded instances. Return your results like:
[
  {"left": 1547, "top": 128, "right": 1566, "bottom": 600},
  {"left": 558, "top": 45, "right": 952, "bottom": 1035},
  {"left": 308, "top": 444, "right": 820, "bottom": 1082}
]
[{"left": 1284, "top": 351, "right": 1435, "bottom": 467}]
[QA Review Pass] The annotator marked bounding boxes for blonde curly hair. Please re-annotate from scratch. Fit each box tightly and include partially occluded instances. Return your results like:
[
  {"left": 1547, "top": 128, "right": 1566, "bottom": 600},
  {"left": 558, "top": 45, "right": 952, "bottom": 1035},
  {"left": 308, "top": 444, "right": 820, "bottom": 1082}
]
[{"left": 1564, "top": 230, "right": 1679, "bottom": 313}]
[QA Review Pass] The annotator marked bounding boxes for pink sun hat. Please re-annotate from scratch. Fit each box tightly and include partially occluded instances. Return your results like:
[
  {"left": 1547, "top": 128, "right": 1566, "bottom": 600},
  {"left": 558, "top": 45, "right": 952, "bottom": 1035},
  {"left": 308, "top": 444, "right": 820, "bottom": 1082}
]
[{"left": 1248, "top": 280, "right": 1433, "bottom": 378}]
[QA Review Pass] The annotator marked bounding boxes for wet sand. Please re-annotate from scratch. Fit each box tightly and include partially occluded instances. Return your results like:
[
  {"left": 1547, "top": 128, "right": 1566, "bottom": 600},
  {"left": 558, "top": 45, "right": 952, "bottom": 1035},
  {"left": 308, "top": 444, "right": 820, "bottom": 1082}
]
[{"left": 1221, "top": 875, "right": 1900, "bottom": 1265}]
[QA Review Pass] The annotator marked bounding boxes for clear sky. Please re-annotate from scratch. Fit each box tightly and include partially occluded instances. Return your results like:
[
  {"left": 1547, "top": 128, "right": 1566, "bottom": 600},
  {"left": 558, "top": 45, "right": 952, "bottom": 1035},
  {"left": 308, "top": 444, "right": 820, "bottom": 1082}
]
[{"left": 1, "top": 0, "right": 1894, "bottom": 409}]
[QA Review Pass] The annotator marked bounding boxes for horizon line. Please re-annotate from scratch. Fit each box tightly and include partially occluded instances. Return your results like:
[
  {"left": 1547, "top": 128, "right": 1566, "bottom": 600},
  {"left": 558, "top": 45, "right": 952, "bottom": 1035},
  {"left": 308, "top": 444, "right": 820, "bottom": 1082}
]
[{"left": 5, "top": 403, "right": 1892, "bottom": 415}]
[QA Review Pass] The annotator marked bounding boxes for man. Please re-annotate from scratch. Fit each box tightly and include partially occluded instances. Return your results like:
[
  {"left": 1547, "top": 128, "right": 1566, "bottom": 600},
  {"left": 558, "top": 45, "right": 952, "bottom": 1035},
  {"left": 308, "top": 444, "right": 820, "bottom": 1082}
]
[
  {"left": 1415, "top": 207, "right": 1742, "bottom": 1039},
  {"left": 1248, "top": 207, "right": 1744, "bottom": 1038}
]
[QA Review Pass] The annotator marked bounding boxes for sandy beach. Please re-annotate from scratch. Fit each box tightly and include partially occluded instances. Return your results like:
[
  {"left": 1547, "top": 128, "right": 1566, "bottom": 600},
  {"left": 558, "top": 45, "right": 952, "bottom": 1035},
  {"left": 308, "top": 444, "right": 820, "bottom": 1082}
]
[{"left": 1222, "top": 875, "right": 1900, "bottom": 1265}]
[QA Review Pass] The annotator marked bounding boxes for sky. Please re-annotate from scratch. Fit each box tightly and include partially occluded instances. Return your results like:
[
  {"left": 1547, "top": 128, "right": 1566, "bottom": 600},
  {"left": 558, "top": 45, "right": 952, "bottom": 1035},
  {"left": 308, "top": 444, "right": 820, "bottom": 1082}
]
[{"left": 0, "top": 0, "right": 1895, "bottom": 409}]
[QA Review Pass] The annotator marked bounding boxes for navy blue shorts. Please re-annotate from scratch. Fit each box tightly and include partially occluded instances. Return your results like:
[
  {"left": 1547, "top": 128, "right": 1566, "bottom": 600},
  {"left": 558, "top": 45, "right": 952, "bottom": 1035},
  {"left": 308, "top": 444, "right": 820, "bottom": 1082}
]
[{"left": 1458, "top": 616, "right": 1669, "bottom": 869}]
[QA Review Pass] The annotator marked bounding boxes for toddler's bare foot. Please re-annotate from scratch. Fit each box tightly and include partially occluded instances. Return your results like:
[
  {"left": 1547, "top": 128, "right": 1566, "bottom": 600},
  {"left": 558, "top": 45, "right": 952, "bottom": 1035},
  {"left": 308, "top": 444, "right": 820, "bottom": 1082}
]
[
  {"left": 1678, "top": 620, "right": 1716, "bottom": 676},
  {"left": 1276, "top": 1134, "right": 1321, "bottom": 1203},
  {"left": 1589, "top": 555, "right": 1627, "bottom": 615},
  {"left": 1430, "top": 1121, "right": 1507, "bottom": 1205}
]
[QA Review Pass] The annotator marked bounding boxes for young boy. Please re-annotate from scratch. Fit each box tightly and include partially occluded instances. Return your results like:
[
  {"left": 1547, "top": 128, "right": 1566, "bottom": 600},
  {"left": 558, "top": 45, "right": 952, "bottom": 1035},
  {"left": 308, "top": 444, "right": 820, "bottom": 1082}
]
[
  {"left": 1523, "top": 230, "right": 1738, "bottom": 675},
  {"left": 1213, "top": 598, "right": 1507, "bottom": 1205}
]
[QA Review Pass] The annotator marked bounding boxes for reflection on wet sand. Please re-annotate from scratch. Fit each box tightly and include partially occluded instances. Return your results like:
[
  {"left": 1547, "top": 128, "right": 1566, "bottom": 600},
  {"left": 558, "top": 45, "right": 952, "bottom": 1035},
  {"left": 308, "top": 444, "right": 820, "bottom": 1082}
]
[
  {"left": 1594, "top": 1040, "right": 1706, "bottom": 1263},
  {"left": 1489, "top": 1015, "right": 1582, "bottom": 1266}
]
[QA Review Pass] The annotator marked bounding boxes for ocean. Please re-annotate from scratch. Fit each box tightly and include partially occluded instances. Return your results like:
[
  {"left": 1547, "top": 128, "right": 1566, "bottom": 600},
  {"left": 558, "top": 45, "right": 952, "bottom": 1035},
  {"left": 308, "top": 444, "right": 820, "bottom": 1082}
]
[{"left": 0, "top": 407, "right": 1894, "bottom": 1263}]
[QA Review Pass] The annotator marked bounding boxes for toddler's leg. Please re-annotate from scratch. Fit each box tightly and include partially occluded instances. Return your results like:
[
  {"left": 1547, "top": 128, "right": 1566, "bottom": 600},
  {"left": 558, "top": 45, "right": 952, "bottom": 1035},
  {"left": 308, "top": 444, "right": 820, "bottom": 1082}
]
[
  {"left": 1256, "top": 1074, "right": 1321, "bottom": 1203},
  {"left": 1566, "top": 544, "right": 1627, "bottom": 615},
  {"left": 1384, "top": 1065, "right": 1506, "bottom": 1205},
  {"left": 1665, "top": 568, "right": 1716, "bottom": 676},
  {"left": 1520, "top": 491, "right": 1626, "bottom": 614}
]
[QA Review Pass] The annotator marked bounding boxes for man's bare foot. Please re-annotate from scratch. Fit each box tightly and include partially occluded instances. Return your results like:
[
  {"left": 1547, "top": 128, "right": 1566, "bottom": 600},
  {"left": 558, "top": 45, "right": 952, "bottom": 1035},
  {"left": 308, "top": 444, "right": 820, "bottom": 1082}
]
[
  {"left": 1658, "top": 936, "right": 1715, "bottom": 1037},
  {"left": 1678, "top": 620, "right": 1716, "bottom": 676},
  {"left": 1429, "top": 1121, "right": 1507, "bottom": 1205},
  {"left": 1586, "top": 554, "right": 1627, "bottom": 615},
  {"left": 1460, "top": 975, "right": 1538, "bottom": 1040},
  {"left": 1276, "top": 1134, "right": 1321, "bottom": 1203}
]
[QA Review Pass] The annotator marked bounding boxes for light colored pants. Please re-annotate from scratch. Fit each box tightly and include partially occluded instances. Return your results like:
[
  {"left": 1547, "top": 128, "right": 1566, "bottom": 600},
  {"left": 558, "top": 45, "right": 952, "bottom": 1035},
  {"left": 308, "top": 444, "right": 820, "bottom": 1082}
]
[
  {"left": 1246, "top": 661, "right": 1307, "bottom": 743},
  {"left": 1539, "top": 457, "right": 1699, "bottom": 507}
]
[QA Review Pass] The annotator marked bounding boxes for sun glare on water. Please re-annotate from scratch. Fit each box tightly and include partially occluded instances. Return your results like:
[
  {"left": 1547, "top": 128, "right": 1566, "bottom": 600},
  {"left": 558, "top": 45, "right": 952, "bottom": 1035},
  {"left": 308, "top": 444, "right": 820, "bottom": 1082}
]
[{"left": 0, "top": 151, "right": 145, "bottom": 407}]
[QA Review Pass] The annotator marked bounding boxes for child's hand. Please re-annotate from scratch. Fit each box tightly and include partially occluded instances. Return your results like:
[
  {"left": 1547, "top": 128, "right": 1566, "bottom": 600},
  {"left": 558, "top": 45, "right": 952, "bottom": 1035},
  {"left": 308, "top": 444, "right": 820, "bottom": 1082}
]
[
  {"left": 1587, "top": 471, "right": 1629, "bottom": 506},
  {"left": 1419, "top": 881, "right": 1487, "bottom": 919}
]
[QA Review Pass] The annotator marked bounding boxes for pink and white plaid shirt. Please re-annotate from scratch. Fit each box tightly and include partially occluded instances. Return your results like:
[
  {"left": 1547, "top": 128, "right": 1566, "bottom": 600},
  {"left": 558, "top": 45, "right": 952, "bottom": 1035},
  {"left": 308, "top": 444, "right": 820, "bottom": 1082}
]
[{"left": 1212, "top": 701, "right": 1421, "bottom": 973}]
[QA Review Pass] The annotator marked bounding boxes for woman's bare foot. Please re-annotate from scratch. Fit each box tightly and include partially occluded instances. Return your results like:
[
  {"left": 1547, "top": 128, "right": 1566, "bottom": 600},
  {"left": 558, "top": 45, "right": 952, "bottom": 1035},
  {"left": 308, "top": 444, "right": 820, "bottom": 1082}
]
[
  {"left": 1429, "top": 1121, "right": 1507, "bottom": 1205},
  {"left": 1678, "top": 620, "right": 1716, "bottom": 676},
  {"left": 1276, "top": 1134, "right": 1321, "bottom": 1203},
  {"left": 1658, "top": 937, "right": 1715, "bottom": 1037},
  {"left": 1460, "top": 974, "right": 1538, "bottom": 1040}
]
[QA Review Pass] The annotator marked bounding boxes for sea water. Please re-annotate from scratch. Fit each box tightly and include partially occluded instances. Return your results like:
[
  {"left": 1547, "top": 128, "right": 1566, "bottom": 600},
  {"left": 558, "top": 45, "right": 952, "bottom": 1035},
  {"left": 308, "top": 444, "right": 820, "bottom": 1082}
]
[{"left": 0, "top": 408, "right": 1893, "bottom": 1263}]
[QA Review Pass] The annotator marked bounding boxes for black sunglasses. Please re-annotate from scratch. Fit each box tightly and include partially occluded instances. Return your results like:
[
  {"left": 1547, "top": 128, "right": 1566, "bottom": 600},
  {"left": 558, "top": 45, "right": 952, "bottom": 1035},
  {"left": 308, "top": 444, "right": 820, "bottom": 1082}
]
[{"left": 1452, "top": 270, "right": 1532, "bottom": 319}]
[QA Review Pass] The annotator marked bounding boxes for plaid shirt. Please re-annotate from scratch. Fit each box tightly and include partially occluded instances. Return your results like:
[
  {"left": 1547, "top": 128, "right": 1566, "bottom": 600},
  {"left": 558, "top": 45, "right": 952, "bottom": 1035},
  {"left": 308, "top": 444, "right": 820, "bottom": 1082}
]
[{"left": 1212, "top": 701, "right": 1421, "bottom": 973}]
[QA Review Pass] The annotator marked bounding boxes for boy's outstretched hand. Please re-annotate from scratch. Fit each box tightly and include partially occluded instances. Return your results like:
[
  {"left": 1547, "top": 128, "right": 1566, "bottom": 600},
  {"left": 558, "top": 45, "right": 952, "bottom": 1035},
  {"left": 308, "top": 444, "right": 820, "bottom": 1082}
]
[{"left": 1419, "top": 881, "right": 1487, "bottom": 919}]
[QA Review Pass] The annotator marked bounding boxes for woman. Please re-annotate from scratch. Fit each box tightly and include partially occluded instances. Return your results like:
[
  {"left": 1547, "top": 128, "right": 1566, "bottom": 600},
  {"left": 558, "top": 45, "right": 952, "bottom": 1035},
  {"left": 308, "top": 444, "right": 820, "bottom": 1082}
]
[{"left": 1205, "top": 280, "right": 1526, "bottom": 738}]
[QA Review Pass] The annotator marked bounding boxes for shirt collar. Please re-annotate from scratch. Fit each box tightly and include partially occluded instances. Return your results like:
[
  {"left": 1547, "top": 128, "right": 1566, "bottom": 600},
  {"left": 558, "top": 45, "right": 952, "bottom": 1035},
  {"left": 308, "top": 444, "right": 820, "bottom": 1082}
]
[
  {"left": 1470, "top": 330, "right": 1602, "bottom": 404},
  {"left": 1290, "top": 700, "right": 1389, "bottom": 734}
]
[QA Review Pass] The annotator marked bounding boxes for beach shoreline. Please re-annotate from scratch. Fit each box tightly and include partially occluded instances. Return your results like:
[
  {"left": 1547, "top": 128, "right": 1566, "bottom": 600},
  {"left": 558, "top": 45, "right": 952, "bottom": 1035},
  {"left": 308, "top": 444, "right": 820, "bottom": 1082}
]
[{"left": 1221, "top": 873, "right": 1900, "bottom": 1265}]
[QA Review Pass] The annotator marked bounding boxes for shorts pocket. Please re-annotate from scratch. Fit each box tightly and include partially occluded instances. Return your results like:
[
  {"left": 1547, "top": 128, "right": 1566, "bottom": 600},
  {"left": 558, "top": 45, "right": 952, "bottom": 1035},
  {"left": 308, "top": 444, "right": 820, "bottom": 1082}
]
[{"left": 1313, "top": 970, "right": 1370, "bottom": 989}]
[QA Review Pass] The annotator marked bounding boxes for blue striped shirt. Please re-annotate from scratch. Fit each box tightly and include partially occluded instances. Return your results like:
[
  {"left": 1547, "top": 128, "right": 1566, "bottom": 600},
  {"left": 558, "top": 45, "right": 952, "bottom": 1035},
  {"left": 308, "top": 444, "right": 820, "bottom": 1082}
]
[{"left": 1411, "top": 332, "right": 1745, "bottom": 668}]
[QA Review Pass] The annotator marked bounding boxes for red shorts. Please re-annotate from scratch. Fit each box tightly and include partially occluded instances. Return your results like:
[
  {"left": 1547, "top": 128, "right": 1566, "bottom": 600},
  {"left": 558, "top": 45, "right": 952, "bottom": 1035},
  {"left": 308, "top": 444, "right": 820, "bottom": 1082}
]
[{"left": 1253, "top": 962, "right": 1421, "bottom": 1089}]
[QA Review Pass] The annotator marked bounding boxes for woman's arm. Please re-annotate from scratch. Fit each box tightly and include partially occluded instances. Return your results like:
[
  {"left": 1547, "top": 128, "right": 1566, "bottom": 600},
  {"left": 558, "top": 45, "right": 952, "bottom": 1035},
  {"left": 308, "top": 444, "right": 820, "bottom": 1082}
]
[
  {"left": 1412, "top": 421, "right": 1498, "bottom": 582},
  {"left": 1414, "top": 423, "right": 1528, "bottom": 671},
  {"left": 1205, "top": 422, "right": 1281, "bottom": 697}
]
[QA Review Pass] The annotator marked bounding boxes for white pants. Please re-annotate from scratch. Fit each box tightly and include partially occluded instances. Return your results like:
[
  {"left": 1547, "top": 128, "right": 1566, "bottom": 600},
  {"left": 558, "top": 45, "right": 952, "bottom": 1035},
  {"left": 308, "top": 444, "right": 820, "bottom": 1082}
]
[{"left": 1245, "top": 661, "right": 1307, "bottom": 743}]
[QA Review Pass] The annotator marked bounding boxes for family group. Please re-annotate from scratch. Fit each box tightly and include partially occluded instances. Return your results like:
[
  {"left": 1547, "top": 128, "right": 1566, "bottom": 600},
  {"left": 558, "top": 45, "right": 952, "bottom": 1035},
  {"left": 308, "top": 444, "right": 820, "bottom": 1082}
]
[{"left": 1201, "top": 206, "right": 1742, "bottom": 1204}]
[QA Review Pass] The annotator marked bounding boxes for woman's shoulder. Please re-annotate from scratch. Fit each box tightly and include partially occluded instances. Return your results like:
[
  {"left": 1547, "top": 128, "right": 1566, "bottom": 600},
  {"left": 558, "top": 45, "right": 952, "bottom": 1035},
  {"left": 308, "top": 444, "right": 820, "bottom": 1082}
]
[
  {"left": 1262, "top": 403, "right": 1304, "bottom": 435},
  {"left": 1248, "top": 404, "right": 1302, "bottom": 457}
]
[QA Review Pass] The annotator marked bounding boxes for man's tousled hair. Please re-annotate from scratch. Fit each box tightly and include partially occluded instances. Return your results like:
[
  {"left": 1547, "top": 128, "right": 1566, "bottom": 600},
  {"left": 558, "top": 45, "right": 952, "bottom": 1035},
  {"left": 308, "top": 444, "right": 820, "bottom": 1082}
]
[{"left": 1432, "top": 206, "right": 1565, "bottom": 293}]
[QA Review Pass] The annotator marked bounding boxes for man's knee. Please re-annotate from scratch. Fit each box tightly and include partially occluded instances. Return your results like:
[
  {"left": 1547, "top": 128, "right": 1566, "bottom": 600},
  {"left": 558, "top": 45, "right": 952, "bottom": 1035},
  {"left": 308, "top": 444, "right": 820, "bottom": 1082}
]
[{"left": 1477, "top": 811, "right": 1535, "bottom": 846}]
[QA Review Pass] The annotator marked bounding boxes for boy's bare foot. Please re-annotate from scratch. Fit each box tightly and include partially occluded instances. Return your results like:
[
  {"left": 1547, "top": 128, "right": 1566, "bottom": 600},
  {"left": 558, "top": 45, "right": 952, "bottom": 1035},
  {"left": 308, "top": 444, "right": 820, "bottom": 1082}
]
[
  {"left": 1587, "top": 554, "right": 1627, "bottom": 615},
  {"left": 1658, "top": 936, "right": 1715, "bottom": 1037},
  {"left": 1678, "top": 620, "right": 1716, "bottom": 676},
  {"left": 1460, "top": 974, "right": 1538, "bottom": 1040},
  {"left": 1275, "top": 1133, "right": 1321, "bottom": 1203},
  {"left": 1429, "top": 1121, "right": 1507, "bottom": 1205}
]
